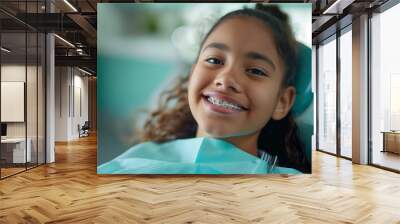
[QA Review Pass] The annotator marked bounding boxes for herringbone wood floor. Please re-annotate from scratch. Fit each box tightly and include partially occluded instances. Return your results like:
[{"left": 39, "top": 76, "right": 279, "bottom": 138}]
[{"left": 1, "top": 134, "right": 400, "bottom": 223}]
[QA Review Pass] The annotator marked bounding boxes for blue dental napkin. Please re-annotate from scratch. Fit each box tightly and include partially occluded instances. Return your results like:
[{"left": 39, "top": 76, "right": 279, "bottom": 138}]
[{"left": 97, "top": 137, "right": 301, "bottom": 174}]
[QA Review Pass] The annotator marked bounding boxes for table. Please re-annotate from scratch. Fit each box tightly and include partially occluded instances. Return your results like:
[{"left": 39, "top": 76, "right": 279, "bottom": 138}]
[
  {"left": 381, "top": 131, "right": 400, "bottom": 154},
  {"left": 1, "top": 138, "right": 31, "bottom": 163}
]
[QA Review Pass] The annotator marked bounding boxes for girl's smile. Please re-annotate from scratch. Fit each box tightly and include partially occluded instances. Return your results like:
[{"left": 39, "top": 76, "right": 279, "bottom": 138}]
[{"left": 202, "top": 90, "right": 249, "bottom": 115}]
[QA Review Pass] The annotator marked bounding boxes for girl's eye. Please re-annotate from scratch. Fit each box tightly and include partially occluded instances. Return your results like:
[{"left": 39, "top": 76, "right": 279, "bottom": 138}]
[
  {"left": 205, "top": 57, "right": 224, "bottom": 65},
  {"left": 246, "top": 68, "right": 268, "bottom": 77}
]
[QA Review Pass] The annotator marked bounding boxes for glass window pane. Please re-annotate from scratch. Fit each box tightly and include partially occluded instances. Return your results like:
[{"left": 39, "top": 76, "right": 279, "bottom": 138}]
[
  {"left": 371, "top": 3, "right": 400, "bottom": 171},
  {"left": 1, "top": 1, "right": 46, "bottom": 179},
  {"left": 318, "top": 37, "right": 337, "bottom": 154},
  {"left": 1, "top": 31, "right": 27, "bottom": 177},
  {"left": 26, "top": 0, "right": 40, "bottom": 169},
  {"left": 27, "top": 31, "right": 38, "bottom": 169},
  {"left": 340, "top": 29, "right": 352, "bottom": 158},
  {"left": 312, "top": 46, "right": 317, "bottom": 151},
  {"left": 38, "top": 33, "right": 45, "bottom": 165}
]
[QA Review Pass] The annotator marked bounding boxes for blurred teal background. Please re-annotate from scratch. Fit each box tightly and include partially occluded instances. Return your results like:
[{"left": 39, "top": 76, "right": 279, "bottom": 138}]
[{"left": 98, "top": 3, "right": 312, "bottom": 165}]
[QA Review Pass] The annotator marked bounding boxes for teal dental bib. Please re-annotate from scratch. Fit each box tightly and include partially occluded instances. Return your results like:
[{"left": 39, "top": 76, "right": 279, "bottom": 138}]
[{"left": 98, "top": 137, "right": 301, "bottom": 174}]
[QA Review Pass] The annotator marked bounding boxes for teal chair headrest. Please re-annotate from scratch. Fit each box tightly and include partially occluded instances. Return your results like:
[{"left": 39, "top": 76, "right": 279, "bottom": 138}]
[{"left": 291, "top": 42, "right": 313, "bottom": 162}]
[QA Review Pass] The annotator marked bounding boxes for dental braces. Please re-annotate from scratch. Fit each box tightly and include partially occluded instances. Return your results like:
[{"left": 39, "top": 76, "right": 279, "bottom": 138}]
[{"left": 207, "top": 96, "right": 242, "bottom": 110}]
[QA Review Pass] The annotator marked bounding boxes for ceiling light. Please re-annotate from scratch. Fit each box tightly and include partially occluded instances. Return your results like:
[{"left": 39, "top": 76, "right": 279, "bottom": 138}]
[
  {"left": 1, "top": 47, "right": 11, "bottom": 53},
  {"left": 54, "top": 34, "right": 75, "bottom": 48},
  {"left": 322, "top": 0, "right": 354, "bottom": 15},
  {"left": 63, "top": 0, "right": 78, "bottom": 12},
  {"left": 78, "top": 67, "right": 92, "bottom": 76}
]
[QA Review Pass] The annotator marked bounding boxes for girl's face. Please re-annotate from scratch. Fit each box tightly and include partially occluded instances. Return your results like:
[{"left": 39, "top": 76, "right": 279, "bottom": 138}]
[{"left": 188, "top": 16, "right": 295, "bottom": 139}]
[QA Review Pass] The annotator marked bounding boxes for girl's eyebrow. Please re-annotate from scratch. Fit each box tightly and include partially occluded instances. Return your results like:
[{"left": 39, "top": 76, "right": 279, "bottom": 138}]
[
  {"left": 202, "top": 42, "right": 229, "bottom": 52},
  {"left": 202, "top": 42, "right": 276, "bottom": 71},
  {"left": 245, "top": 52, "right": 276, "bottom": 71}
]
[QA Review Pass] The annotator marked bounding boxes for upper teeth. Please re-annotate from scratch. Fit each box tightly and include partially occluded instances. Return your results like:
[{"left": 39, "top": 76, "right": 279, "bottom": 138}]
[{"left": 207, "top": 96, "right": 243, "bottom": 111}]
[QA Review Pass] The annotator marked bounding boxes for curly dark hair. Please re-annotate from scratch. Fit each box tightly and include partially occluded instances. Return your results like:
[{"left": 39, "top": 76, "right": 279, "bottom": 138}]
[{"left": 141, "top": 4, "right": 311, "bottom": 173}]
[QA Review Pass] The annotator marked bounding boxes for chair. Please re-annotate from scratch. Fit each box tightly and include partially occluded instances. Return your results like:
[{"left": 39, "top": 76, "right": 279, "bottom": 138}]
[
  {"left": 292, "top": 42, "right": 313, "bottom": 163},
  {"left": 79, "top": 121, "right": 90, "bottom": 138}
]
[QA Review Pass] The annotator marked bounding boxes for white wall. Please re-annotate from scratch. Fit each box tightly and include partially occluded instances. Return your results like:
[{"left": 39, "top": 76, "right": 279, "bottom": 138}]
[
  {"left": 55, "top": 66, "right": 89, "bottom": 141},
  {"left": 79, "top": 72, "right": 90, "bottom": 137},
  {"left": 1, "top": 65, "right": 26, "bottom": 139},
  {"left": 1, "top": 65, "right": 41, "bottom": 137},
  {"left": 55, "top": 66, "right": 69, "bottom": 141}
]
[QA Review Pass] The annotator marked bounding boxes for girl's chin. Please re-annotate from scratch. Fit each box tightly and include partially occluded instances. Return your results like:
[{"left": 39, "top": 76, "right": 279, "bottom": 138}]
[
  {"left": 199, "top": 127, "right": 252, "bottom": 139},
  {"left": 204, "top": 133, "right": 234, "bottom": 138},
  {"left": 197, "top": 127, "right": 235, "bottom": 138},
  {"left": 196, "top": 123, "right": 260, "bottom": 139}
]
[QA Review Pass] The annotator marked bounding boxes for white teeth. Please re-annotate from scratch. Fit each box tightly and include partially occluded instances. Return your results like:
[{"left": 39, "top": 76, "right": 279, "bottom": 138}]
[{"left": 207, "top": 96, "right": 243, "bottom": 111}]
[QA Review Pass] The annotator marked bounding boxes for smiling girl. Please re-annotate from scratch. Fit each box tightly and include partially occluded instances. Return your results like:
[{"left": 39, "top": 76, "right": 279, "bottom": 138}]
[{"left": 98, "top": 4, "right": 311, "bottom": 174}]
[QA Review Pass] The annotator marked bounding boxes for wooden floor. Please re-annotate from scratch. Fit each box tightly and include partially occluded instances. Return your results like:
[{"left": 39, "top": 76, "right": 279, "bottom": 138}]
[
  {"left": 1, "top": 135, "right": 400, "bottom": 223},
  {"left": 372, "top": 150, "right": 400, "bottom": 171},
  {"left": 0, "top": 167, "right": 26, "bottom": 178},
  {"left": 1, "top": 163, "right": 44, "bottom": 178}
]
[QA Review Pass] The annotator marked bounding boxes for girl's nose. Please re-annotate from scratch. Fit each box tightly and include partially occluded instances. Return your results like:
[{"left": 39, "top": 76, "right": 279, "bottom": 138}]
[{"left": 213, "top": 66, "right": 242, "bottom": 93}]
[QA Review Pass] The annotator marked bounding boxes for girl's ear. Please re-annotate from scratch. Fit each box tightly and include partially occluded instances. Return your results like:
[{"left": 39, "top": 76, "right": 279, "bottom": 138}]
[{"left": 271, "top": 86, "right": 296, "bottom": 120}]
